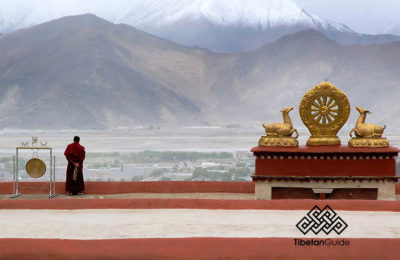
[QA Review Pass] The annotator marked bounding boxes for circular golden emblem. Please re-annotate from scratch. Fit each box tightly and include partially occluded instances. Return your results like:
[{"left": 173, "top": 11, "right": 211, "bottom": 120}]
[
  {"left": 299, "top": 81, "right": 350, "bottom": 145},
  {"left": 26, "top": 158, "right": 46, "bottom": 178}
]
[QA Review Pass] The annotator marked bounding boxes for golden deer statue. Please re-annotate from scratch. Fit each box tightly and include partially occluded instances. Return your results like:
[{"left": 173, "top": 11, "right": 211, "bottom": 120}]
[
  {"left": 349, "top": 106, "right": 386, "bottom": 138},
  {"left": 262, "top": 107, "right": 299, "bottom": 138}
]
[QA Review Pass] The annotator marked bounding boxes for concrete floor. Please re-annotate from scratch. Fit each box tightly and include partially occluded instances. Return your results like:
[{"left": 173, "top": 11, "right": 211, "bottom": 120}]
[{"left": 1, "top": 209, "right": 400, "bottom": 239}]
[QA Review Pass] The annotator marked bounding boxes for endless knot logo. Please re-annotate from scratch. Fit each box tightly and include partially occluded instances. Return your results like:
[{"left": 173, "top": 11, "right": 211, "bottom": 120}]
[{"left": 296, "top": 205, "right": 348, "bottom": 235}]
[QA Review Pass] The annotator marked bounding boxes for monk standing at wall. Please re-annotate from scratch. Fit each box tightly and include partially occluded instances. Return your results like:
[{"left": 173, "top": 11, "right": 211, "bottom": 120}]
[{"left": 64, "top": 136, "right": 86, "bottom": 195}]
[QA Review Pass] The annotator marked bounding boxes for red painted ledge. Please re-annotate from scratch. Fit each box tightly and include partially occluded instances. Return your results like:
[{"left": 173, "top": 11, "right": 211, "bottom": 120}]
[
  {"left": 1, "top": 181, "right": 399, "bottom": 197},
  {"left": 0, "top": 181, "right": 255, "bottom": 195},
  {"left": 251, "top": 145, "right": 400, "bottom": 154},
  {"left": 2, "top": 198, "right": 400, "bottom": 212},
  {"left": 1, "top": 238, "right": 399, "bottom": 260}
]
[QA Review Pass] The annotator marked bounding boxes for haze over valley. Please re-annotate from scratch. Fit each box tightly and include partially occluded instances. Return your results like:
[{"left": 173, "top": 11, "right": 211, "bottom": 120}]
[{"left": 0, "top": 13, "right": 399, "bottom": 129}]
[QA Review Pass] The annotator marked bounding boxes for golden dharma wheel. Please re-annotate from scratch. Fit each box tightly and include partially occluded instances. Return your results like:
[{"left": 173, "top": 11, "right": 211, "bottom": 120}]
[
  {"left": 26, "top": 158, "right": 46, "bottom": 178},
  {"left": 299, "top": 81, "right": 350, "bottom": 146}
]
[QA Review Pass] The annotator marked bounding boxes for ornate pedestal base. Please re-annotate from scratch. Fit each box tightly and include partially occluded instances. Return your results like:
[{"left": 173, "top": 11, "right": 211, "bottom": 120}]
[
  {"left": 251, "top": 145, "right": 399, "bottom": 200},
  {"left": 306, "top": 136, "right": 341, "bottom": 146},
  {"left": 253, "top": 177, "right": 396, "bottom": 200},
  {"left": 258, "top": 136, "right": 298, "bottom": 147},
  {"left": 348, "top": 137, "right": 389, "bottom": 148}
]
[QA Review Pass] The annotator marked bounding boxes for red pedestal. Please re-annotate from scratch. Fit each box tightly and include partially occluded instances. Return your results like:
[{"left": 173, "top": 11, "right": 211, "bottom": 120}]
[
  {"left": 251, "top": 145, "right": 400, "bottom": 200},
  {"left": 251, "top": 145, "right": 399, "bottom": 177}
]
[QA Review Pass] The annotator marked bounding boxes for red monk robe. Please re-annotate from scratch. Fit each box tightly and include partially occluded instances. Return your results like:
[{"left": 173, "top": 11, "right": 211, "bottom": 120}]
[{"left": 64, "top": 140, "right": 86, "bottom": 194}]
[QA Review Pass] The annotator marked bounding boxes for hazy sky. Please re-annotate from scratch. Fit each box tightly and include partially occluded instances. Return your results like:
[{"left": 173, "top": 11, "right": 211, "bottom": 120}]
[{"left": 295, "top": 0, "right": 400, "bottom": 35}]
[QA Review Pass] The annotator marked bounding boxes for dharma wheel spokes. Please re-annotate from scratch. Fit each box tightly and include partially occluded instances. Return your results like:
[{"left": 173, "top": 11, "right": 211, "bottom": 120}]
[
  {"left": 299, "top": 81, "right": 350, "bottom": 146},
  {"left": 311, "top": 96, "right": 339, "bottom": 125}
]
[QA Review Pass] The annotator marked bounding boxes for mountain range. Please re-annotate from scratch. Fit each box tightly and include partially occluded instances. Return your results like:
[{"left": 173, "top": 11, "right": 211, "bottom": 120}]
[
  {"left": 0, "top": 14, "right": 399, "bottom": 129},
  {"left": 0, "top": 0, "right": 399, "bottom": 52}
]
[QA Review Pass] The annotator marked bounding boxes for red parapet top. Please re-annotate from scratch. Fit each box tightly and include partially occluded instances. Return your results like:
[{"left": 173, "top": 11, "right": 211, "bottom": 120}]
[{"left": 251, "top": 145, "right": 400, "bottom": 155}]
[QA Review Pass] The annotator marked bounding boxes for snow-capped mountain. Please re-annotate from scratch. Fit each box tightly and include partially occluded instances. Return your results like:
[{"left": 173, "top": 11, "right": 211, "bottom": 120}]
[
  {"left": 0, "top": 0, "right": 398, "bottom": 52},
  {"left": 1, "top": 14, "right": 400, "bottom": 129},
  {"left": 0, "top": 0, "right": 350, "bottom": 31}
]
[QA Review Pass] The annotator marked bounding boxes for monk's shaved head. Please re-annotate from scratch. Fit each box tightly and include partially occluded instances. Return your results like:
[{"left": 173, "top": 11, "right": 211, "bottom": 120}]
[{"left": 74, "top": 136, "right": 80, "bottom": 142}]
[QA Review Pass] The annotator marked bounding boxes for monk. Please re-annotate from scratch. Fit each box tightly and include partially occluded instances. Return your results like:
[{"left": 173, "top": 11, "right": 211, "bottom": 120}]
[{"left": 64, "top": 136, "right": 86, "bottom": 195}]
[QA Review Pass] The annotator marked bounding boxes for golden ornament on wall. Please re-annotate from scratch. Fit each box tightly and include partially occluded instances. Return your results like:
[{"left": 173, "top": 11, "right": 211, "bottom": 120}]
[{"left": 299, "top": 81, "right": 350, "bottom": 146}]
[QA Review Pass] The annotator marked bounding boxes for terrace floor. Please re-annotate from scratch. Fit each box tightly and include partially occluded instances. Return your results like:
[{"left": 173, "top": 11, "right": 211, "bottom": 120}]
[{"left": 1, "top": 181, "right": 400, "bottom": 259}]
